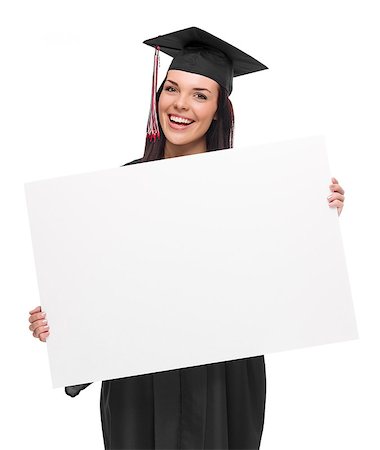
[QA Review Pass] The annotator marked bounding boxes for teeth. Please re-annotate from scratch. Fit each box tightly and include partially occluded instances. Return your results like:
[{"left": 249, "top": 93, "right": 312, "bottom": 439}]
[{"left": 170, "top": 115, "right": 193, "bottom": 124}]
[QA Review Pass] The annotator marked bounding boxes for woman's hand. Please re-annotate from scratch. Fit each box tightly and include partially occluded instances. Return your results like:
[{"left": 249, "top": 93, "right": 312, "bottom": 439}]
[
  {"left": 327, "top": 177, "right": 345, "bottom": 216},
  {"left": 29, "top": 306, "right": 50, "bottom": 342}
]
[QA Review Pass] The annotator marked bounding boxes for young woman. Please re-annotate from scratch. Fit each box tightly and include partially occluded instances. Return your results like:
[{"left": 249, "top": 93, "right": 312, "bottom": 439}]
[{"left": 28, "top": 27, "right": 345, "bottom": 450}]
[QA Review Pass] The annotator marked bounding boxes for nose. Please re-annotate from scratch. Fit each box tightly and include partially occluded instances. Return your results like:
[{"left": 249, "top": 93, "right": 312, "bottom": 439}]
[{"left": 174, "top": 94, "right": 189, "bottom": 111}]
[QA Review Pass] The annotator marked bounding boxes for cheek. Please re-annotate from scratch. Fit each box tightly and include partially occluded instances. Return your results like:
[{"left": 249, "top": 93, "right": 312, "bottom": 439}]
[
  {"left": 158, "top": 98, "right": 167, "bottom": 124},
  {"left": 198, "top": 105, "right": 217, "bottom": 127},
  {"left": 158, "top": 93, "right": 170, "bottom": 111}
]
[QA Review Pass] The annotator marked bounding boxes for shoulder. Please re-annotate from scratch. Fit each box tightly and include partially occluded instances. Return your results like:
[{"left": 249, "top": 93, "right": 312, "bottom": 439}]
[{"left": 120, "top": 157, "right": 144, "bottom": 167}]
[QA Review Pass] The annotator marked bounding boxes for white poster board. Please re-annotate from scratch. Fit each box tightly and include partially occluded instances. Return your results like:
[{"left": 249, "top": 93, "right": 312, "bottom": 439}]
[{"left": 24, "top": 136, "right": 358, "bottom": 388}]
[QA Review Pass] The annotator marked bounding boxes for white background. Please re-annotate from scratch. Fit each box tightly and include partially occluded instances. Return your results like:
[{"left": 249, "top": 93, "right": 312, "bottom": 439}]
[{"left": 1, "top": 0, "right": 379, "bottom": 449}]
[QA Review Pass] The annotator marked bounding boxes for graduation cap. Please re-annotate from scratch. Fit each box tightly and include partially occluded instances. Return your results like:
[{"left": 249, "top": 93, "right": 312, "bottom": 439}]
[{"left": 143, "top": 26, "right": 268, "bottom": 141}]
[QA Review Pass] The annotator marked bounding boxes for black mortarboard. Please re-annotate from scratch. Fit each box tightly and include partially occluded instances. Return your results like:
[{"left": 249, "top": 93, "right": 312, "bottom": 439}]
[
  {"left": 143, "top": 27, "right": 268, "bottom": 141},
  {"left": 144, "top": 26, "right": 267, "bottom": 95}
]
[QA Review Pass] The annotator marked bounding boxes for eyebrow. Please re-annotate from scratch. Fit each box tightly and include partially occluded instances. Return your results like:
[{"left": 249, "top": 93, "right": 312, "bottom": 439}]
[{"left": 166, "top": 79, "right": 212, "bottom": 94}]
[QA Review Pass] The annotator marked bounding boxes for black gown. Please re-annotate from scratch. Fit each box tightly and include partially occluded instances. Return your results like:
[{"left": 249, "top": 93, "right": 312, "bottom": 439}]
[{"left": 65, "top": 158, "right": 267, "bottom": 450}]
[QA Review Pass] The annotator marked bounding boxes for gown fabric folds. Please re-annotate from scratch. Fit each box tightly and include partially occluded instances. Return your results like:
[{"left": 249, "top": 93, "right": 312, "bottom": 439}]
[
  {"left": 65, "top": 158, "right": 267, "bottom": 449},
  {"left": 99, "top": 355, "right": 266, "bottom": 450}
]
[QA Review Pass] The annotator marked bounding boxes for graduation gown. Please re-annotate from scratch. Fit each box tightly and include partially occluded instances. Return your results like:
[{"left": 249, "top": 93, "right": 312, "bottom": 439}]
[{"left": 65, "top": 157, "right": 267, "bottom": 449}]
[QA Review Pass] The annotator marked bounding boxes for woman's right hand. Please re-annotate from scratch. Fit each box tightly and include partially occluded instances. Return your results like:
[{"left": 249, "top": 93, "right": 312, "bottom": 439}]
[{"left": 29, "top": 306, "right": 50, "bottom": 342}]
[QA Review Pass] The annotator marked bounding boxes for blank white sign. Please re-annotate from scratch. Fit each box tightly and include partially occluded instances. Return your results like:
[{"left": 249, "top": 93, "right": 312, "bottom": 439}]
[{"left": 24, "top": 136, "right": 358, "bottom": 388}]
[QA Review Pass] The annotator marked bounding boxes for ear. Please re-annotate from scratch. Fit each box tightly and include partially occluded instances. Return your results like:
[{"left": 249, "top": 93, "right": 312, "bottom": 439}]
[{"left": 213, "top": 113, "right": 217, "bottom": 121}]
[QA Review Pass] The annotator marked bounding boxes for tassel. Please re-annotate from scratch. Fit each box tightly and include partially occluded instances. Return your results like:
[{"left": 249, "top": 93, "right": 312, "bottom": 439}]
[{"left": 146, "top": 46, "right": 161, "bottom": 142}]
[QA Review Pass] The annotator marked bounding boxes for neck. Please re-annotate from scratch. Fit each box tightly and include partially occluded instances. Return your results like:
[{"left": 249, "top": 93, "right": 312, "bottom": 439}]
[{"left": 164, "top": 137, "right": 207, "bottom": 159}]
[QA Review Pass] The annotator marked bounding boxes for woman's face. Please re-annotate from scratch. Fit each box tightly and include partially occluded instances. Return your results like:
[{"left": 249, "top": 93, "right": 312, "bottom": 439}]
[{"left": 158, "top": 70, "right": 219, "bottom": 154}]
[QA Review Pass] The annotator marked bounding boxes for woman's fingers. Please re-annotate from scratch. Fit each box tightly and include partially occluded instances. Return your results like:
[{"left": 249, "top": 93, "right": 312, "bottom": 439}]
[
  {"left": 329, "top": 177, "right": 345, "bottom": 216},
  {"left": 327, "top": 192, "right": 345, "bottom": 203},
  {"left": 330, "top": 177, "right": 345, "bottom": 195},
  {"left": 328, "top": 199, "right": 344, "bottom": 209},
  {"left": 28, "top": 306, "right": 49, "bottom": 341},
  {"left": 29, "top": 318, "right": 48, "bottom": 333},
  {"left": 327, "top": 193, "right": 344, "bottom": 216},
  {"left": 29, "top": 306, "right": 41, "bottom": 315},
  {"left": 32, "top": 323, "right": 50, "bottom": 339},
  {"left": 29, "top": 310, "right": 46, "bottom": 324},
  {"left": 39, "top": 330, "right": 50, "bottom": 342}
]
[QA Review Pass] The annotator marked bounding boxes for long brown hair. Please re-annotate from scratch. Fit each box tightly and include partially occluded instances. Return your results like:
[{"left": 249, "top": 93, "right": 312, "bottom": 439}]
[{"left": 140, "top": 78, "right": 235, "bottom": 163}]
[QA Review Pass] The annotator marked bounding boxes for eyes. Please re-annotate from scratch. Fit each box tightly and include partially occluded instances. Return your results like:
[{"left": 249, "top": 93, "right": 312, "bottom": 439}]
[{"left": 164, "top": 85, "right": 208, "bottom": 100}]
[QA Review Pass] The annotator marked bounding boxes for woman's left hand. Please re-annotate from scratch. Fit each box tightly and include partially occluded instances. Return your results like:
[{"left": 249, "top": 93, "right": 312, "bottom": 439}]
[{"left": 327, "top": 177, "right": 345, "bottom": 216}]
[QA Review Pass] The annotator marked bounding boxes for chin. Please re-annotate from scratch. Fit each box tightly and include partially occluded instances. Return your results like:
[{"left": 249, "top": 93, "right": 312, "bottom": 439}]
[{"left": 162, "top": 129, "right": 193, "bottom": 146}]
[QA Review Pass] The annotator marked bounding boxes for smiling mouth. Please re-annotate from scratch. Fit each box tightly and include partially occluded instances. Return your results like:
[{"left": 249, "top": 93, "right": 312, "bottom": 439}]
[{"left": 168, "top": 114, "right": 195, "bottom": 126}]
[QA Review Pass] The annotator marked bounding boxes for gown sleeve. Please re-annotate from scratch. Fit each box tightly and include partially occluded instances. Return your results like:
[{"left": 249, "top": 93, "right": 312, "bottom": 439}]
[
  {"left": 65, "top": 383, "right": 93, "bottom": 397},
  {"left": 120, "top": 157, "right": 144, "bottom": 167},
  {"left": 64, "top": 157, "right": 144, "bottom": 397}
]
